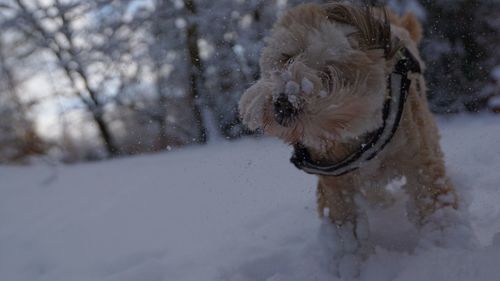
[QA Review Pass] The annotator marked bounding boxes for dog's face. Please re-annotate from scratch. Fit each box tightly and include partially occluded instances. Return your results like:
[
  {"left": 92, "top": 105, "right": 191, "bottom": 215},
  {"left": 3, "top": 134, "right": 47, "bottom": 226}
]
[{"left": 239, "top": 4, "right": 401, "bottom": 151}]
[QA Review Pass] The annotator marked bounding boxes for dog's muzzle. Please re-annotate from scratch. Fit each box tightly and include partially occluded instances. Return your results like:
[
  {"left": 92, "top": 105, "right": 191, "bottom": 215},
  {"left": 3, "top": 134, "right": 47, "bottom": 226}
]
[{"left": 273, "top": 93, "right": 300, "bottom": 127}]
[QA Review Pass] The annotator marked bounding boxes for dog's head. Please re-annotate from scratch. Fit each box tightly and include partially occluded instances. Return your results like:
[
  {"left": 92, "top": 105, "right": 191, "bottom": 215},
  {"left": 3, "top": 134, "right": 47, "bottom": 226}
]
[{"left": 239, "top": 3, "right": 421, "bottom": 152}]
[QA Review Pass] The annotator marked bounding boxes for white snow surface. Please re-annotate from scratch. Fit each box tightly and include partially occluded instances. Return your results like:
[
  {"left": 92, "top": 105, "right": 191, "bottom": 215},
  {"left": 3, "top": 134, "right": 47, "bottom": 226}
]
[{"left": 1, "top": 115, "right": 500, "bottom": 281}]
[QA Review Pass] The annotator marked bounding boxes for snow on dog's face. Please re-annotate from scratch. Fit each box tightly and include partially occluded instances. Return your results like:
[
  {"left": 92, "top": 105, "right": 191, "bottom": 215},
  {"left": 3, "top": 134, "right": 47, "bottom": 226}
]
[{"left": 239, "top": 3, "right": 399, "bottom": 151}]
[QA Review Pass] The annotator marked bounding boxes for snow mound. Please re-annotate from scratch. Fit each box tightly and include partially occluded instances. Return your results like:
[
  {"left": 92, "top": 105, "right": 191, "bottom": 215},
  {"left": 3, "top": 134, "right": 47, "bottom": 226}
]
[{"left": 1, "top": 115, "right": 500, "bottom": 281}]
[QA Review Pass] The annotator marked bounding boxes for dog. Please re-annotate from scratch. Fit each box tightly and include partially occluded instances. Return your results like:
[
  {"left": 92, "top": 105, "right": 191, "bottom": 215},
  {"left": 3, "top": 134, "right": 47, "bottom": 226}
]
[{"left": 239, "top": 2, "right": 459, "bottom": 273}]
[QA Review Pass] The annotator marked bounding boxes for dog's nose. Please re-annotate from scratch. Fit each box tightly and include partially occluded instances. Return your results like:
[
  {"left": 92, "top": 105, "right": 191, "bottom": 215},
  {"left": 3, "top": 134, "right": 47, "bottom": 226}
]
[{"left": 273, "top": 93, "right": 299, "bottom": 126}]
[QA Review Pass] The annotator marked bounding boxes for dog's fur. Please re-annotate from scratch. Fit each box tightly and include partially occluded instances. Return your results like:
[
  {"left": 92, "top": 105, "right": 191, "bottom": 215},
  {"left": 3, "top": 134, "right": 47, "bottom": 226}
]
[{"left": 239, "top": 2, "right": 457, "bottom": 236}]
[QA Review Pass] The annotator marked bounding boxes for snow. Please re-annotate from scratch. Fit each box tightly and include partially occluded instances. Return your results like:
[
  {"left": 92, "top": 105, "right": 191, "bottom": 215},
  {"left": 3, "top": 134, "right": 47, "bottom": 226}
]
[
  {"left": 1, "top": 115, "right": 500, "bottom": 281},
  {"left": 301, "top": 78, "right": 314, "bottom": 95},
  {"left": 488, "top": 96, "right": 500, "bottom": 109}
]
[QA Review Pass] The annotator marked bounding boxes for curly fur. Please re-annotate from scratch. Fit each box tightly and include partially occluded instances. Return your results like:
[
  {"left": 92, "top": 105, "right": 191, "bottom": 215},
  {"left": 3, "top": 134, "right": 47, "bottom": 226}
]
[{"left": 239, "top": 2, "right": 457, "bottom": 238}]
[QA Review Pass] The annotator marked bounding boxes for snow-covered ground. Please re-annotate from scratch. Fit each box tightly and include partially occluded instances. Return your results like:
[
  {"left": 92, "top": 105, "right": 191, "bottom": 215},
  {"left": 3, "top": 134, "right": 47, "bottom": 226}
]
[{"left": 1, "top": 115, "right": 500, "bottom": 281}]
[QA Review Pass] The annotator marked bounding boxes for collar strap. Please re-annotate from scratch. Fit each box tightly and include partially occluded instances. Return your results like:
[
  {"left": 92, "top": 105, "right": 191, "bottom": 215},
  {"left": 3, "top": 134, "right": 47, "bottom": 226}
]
[{"left": 290, "top": 48, "right": 421, "bottom": 177}]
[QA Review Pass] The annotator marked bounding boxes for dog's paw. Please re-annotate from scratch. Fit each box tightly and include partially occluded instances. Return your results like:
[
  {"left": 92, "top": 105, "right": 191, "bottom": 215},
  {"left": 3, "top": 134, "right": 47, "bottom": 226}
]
[
  {"left": 418, "top": 206, "right": 479, "bottom": 250},
  {"left": 338, "top": 253, "right": 363, "bottom": 279},
  {"left": 320, "top": 220, "right": 358, "bottom": 256},
  {"left": 318, "top": 218, "right": 373, "bottom": 278}
]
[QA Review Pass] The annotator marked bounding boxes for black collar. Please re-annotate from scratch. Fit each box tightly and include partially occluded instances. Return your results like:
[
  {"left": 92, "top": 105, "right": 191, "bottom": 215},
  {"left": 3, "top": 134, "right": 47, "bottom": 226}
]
[{"left": 290, "top": 48, "right": 421, "bottom": 177}]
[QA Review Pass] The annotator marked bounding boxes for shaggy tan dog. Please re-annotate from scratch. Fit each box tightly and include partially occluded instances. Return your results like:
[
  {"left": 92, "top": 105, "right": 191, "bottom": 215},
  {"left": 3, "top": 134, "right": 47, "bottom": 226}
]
[{"left": 239, "top": 2, "right": 458, "bottom": 268}]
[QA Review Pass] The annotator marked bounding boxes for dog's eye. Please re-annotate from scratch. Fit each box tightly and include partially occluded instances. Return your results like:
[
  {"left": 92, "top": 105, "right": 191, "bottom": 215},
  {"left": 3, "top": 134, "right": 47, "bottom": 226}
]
[
  {"left": 319, "top": 67, "right": 338, "bottom": 94},
  {"left": 280, "top": 53, "right": 293, "bottom": 64},
  {"left": 319, "top": 68, "right": 333, "bottom": 84}
]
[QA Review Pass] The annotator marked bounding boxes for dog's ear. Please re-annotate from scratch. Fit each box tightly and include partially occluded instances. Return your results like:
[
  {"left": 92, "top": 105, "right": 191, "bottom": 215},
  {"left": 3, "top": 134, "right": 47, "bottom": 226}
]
[
  {"left": 323, "top": 3, "right": 398, "bottom": 58},
  {"left": 400, "top": 12, "right": 423, "bottom": 44},
  {"left": 386, "top": 10, "right": 423, "bottom": 45}
]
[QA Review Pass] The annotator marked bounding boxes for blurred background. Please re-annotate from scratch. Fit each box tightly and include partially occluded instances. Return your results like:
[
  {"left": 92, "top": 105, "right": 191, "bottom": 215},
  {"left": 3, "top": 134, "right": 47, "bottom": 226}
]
[{"left": 0, "top": 0, "right": 499, "bottom": 164}]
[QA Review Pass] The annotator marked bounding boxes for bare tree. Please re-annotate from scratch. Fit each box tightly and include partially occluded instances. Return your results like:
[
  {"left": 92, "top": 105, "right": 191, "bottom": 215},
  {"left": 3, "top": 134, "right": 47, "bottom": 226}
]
[
  {"left": 183, "top": 0, "right": 210, "bottom": 143},
  {"left": 0, "top": 34, "right": 45, "bottom": 162},
  {"left": 6, "top": 0, "right": 120, "bottom": 156}
]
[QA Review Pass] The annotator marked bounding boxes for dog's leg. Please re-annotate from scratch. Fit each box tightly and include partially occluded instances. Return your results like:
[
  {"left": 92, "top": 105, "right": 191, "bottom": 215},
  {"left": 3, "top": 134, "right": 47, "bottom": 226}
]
[
  {"left": 400, "top": 88, "right": 468, "bottom": 229},
  {"left": 317, "top": 177, "right": 371, "bottom": 278},
  {"left": 403, "top": 163, "right": 478, "bottom": 249},
  {"left": 317, "top": 177, "right": 358, "bottom": 225},
  {"left": 403, "top": 163, "right": 458, "bottom": 226}
]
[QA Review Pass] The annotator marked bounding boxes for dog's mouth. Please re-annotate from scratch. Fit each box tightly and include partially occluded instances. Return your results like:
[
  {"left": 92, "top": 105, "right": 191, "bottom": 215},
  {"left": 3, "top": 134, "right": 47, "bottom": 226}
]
[{"left": 273, "top": 93, "right": 302, "bottom": 127}]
